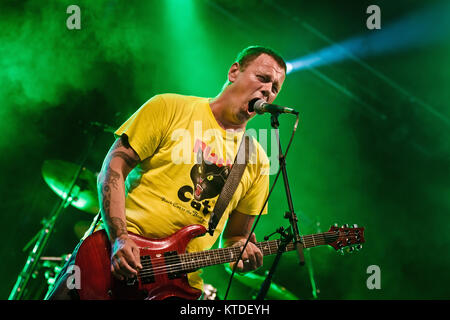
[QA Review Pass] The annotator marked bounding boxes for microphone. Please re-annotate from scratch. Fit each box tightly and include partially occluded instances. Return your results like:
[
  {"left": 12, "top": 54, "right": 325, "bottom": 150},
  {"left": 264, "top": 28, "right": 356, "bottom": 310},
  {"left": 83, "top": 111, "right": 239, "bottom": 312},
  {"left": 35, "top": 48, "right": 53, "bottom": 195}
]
[{"left": 249, "top": 99, "right": 298, "bottom": 115}]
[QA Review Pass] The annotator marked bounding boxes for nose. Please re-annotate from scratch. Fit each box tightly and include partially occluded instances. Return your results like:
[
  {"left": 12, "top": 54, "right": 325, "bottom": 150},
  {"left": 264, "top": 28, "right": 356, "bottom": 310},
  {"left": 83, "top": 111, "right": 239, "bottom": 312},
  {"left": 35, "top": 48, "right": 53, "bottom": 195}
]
[
  {"left": 260, "top": 88, "right": 270, "bottom": 101},
  {"left": 260, "top": 82, "right": 276, "bottom": 101}
]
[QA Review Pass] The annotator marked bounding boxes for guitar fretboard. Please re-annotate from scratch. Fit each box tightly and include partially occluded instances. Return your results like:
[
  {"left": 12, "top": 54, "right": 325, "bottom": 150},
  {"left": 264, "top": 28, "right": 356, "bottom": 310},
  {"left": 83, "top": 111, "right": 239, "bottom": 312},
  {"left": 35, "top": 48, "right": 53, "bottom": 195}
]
[{"left": 177, "top": 231, "right": 338, "bottom": 272}]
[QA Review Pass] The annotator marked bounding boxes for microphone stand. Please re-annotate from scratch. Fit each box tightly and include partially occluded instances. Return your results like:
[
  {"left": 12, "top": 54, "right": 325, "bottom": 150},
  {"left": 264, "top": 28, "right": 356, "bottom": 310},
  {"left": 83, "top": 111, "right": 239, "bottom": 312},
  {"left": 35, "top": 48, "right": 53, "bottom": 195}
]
[
  {"left": 8, "top": 124, "right": 100, "bottom": 300},
  {"left": 255, "top": 112, "right": 304, "bottom": 300}
]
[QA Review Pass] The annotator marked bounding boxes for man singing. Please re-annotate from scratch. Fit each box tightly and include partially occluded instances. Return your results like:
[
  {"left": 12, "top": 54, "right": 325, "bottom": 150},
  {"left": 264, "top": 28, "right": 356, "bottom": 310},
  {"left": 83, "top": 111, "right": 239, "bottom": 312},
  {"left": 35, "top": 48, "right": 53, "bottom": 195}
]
[{"left": 47, "top": 45, "right": 287, "bottom": 300}]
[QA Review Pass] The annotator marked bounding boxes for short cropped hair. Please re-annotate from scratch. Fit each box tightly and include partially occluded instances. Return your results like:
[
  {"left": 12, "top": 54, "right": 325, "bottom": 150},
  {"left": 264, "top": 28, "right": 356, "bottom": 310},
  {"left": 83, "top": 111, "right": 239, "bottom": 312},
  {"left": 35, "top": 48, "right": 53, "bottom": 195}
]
[{"left": 234, "top": 46, "right": 287, "bottom": 73}]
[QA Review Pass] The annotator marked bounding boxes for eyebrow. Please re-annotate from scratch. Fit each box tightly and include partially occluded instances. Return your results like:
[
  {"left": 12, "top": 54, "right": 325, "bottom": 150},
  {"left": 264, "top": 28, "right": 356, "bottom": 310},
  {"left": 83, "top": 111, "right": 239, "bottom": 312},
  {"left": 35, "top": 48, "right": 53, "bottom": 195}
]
[{"left": 259, "top": 73, "right": 280, "bottom": 92}]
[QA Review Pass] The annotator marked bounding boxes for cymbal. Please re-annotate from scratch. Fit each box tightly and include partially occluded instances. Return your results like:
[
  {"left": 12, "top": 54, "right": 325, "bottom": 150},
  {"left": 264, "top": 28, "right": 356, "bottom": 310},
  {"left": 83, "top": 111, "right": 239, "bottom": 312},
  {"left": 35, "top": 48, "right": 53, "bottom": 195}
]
[
  {"left": 223, "top": 265, "right": 299, "bottom": 300},
  {"left": 42, "top": 160, "right": 99, "bottom": 214}
]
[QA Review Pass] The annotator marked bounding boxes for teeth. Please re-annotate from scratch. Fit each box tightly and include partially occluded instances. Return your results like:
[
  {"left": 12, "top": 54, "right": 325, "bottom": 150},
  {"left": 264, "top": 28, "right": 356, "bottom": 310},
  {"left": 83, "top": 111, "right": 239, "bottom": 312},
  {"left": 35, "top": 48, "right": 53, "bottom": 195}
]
[{"left": 195, "top": 184, "right": 203, "bottom": 196}]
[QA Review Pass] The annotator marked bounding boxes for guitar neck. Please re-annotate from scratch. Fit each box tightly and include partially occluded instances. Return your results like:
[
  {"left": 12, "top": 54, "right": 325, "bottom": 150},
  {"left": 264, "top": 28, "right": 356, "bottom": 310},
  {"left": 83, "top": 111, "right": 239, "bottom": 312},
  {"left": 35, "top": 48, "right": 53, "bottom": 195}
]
[{"left": 179, "top": 231, "right": 337, "bottom": 271}]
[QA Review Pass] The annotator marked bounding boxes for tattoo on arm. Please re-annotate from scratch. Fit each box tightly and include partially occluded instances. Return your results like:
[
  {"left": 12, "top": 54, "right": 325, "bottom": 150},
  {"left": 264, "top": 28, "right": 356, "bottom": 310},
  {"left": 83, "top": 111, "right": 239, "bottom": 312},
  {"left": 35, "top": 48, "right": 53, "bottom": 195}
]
[
  {"left": 110, "top": 151, "right": 139, "bottom": 168},
  {"left": 98, "top": 136, "right": 139, "bottom": 241},
  {"left": 99, "top": 168, "right": 127, "bottom": 239},
  {"left": 108, "top": 217, "right": 128, "bottom": 239},
  {"left": 111, "top": 136, "right": 140, "bottom": 168}
]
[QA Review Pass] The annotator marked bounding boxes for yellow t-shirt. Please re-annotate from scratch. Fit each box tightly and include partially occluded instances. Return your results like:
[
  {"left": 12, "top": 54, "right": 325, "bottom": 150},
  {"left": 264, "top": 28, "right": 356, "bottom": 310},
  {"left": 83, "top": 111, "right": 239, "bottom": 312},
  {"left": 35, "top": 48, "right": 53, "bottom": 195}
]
[{"left": 111, "top": 93, "right": 270, "bottom": 291}]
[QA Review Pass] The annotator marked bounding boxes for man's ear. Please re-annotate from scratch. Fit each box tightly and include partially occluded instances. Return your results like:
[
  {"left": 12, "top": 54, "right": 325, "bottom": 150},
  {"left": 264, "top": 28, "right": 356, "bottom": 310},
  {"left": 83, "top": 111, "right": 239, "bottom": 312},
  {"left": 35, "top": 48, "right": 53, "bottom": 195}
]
[{"left": 228, "top": 62, "right": 240, "bottom": 83}]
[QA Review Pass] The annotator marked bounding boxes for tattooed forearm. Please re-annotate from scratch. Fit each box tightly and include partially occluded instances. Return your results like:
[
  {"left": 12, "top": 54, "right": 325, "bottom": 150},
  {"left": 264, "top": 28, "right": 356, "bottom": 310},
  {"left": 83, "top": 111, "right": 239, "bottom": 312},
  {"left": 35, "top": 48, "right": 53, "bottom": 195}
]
[
  {"left": 104, "top": 168, "right": 121, "bottom": 190},
  {"left": 98, "top": 167, "right": 127, "bottom": 240},
  {"left": 107, "top": 217, "right": 128, "bottom": 239},
  {"left": 96, "top": 136, "right": 139, "bottom": 242},
  {"left": 99, "top": 168, "right": 120, "bottom": 213}
]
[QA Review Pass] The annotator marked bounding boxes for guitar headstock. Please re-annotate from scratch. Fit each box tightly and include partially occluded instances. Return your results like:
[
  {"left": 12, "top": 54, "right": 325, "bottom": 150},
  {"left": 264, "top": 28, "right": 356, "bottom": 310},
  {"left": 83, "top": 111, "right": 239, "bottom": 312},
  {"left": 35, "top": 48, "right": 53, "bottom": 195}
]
[{"left": 326, "top": 224, "right": 365, "bottom": 254}]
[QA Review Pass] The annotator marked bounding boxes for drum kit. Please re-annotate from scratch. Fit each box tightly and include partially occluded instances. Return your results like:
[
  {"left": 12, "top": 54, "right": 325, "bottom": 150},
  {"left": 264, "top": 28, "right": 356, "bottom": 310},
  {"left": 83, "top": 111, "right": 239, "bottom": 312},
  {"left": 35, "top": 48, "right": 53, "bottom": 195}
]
[
  {"left": 8, "top": 159, "right": 99, "bottom": 300},
  {"left": 41, "top": 159, "right": 99, "bottom": 214},
  {"left": 9, "top": 159, "right": 304, "bottom": 300}
]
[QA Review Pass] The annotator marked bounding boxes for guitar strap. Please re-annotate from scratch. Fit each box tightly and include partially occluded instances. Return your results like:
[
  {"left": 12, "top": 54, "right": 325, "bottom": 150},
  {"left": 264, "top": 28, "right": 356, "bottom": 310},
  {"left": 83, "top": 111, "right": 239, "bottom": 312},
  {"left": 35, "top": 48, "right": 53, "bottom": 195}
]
[{"left": 207, "top": 134, "right": 252, "bottom": 236}]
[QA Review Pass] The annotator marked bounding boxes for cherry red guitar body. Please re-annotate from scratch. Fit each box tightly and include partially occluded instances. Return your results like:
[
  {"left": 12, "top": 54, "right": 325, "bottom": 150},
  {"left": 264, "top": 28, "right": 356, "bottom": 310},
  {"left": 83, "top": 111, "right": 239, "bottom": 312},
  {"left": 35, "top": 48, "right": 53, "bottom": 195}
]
[{"left": 75, "top": 224, "right": 206, "bottom": 300}]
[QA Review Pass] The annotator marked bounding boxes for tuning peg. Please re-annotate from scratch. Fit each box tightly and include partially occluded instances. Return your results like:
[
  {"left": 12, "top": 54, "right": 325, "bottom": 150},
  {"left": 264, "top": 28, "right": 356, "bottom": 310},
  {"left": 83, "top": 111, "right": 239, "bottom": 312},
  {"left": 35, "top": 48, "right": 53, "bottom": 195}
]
[
  {"left": 342, "top": 224, "right": 349, "bottom": 228},
  {"left": 356, "top": 244, "right": 363, "bottom": 251},
  {"left": 334, "top": 223, "right": 339, "bottom": 227},
  {"left": 338, "top": 248, "right": 345, "bottom": 256},
  {"left": 347, "top": 246, "right": 355, "bottom": 253},
  {"left": 353, "top": 224, "right": 358, "bottom": 228}
]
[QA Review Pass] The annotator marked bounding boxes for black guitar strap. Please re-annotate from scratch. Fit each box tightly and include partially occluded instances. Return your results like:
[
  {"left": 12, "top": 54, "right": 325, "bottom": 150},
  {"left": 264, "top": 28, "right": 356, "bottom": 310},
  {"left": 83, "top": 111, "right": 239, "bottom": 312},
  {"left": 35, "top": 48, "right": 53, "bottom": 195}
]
[{"left": 207, "top": 134, "right": 252, "bottom": 236}]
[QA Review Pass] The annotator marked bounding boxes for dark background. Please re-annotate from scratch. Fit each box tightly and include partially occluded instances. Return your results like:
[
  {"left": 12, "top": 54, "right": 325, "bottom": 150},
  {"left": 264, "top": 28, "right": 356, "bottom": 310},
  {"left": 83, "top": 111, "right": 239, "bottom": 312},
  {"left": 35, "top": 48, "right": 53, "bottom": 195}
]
[{"left": 1, "top": 0, "right": 449, "bottom": 300}]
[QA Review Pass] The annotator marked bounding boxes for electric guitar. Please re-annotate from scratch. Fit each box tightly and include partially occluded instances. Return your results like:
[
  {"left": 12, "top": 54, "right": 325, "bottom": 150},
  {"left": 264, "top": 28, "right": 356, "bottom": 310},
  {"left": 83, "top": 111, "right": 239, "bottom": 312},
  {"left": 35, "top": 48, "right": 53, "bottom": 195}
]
[{"left": 75, "top": 224, "right": 365, "bottom": 300}]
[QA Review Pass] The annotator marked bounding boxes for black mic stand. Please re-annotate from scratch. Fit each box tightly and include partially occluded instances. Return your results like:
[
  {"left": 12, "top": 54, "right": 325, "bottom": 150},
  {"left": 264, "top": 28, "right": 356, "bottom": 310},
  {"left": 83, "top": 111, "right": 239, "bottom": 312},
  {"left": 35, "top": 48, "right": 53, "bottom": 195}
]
[
  {"left": 8, "top": 124, "right": 101, "bottom": 300},
  {"left": 255, "top": 112, "right": 304, "bottom": 300}
]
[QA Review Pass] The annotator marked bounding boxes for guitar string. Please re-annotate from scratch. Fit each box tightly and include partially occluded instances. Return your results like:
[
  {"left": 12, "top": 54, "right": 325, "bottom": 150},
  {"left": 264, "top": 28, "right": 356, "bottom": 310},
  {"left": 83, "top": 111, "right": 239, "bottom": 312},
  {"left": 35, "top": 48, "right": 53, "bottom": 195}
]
[
  {"left": 133, "top": 231, "right": 342, "bottom": 267},
  {"left": 131, "top": 232, "right": 362, "bottom": 276},
  {"left": 135, "top": 231, "right": 354, "bottom": 271},
  {"left": 129, "top": 232, "right": 355, "bottom": 268},
  {"left": 136, "top": 234, "right": 331, "bottom": 273},
  {"left": 134, "top": 234, "right": 362, "bottom": 278},
  {"left": 136, "top": 241, "right": 305, "bottom": 278},
  {"left": 134, "top": 232, "right": 356, "bottom": 276},
  {"left": 136, "top": 240, "right": 359, "bottom": 280}
]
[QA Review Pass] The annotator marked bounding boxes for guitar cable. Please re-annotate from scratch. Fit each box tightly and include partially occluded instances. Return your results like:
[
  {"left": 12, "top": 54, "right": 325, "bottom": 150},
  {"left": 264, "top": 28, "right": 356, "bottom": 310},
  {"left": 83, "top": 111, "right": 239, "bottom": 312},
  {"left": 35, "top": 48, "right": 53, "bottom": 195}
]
[{"left": 222, "top": 113, "right": 300, "bottom": 300}]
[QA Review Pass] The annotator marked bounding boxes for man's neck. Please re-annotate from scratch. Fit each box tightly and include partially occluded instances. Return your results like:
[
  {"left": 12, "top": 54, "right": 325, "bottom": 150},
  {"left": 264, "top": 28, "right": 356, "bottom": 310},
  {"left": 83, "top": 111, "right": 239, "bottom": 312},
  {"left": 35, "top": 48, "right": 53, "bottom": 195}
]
[{"left": 209, "top": 93, "right": 247, "bottom": 132}]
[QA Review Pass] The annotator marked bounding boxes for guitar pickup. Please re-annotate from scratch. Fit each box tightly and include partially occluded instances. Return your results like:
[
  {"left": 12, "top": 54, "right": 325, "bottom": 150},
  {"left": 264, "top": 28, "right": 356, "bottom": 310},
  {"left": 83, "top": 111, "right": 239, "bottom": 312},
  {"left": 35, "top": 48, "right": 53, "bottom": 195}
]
[
  {"left": 164, "top": 251, "right": 182, "bottom": 280},
  {"left": 139, "top": 255, "right": 155, "bottom": 284}
]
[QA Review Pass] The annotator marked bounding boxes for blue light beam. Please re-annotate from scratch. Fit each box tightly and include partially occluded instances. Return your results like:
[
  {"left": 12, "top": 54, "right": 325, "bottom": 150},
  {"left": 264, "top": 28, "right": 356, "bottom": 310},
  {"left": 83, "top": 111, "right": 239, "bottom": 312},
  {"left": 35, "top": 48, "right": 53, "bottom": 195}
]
[{"left": 286, "top": 2, "right": 450, "bottom": 74}]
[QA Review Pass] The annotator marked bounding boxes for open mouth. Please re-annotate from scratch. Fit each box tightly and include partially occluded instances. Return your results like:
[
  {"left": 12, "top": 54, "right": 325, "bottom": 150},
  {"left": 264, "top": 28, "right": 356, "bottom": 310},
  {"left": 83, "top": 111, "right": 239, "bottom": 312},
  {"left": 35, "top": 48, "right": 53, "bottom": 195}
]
[
  {"left": 247, "top": 98, "right": 260, "bottom": 115},
  {"left": 194, "top": 183, "right": 203, "bottom": 198}
]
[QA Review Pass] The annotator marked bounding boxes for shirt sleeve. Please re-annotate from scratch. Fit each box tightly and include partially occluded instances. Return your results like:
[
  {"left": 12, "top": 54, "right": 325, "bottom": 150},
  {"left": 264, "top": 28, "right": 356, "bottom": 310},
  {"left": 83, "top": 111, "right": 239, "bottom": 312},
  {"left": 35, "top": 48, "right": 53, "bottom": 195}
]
[{"left": 114, "top": 95, "right": 170, "bottom": 161}]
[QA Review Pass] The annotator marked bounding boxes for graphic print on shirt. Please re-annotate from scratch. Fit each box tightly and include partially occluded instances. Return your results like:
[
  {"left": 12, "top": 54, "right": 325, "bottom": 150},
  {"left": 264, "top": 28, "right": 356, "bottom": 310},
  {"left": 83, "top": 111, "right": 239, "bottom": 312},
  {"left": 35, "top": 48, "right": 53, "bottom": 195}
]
[
  {"left": 191, "top": 149, "right": 230, "bottom": 201},
  {"left": 177, "top": 141, "right": 231, "bottom": 217}
]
